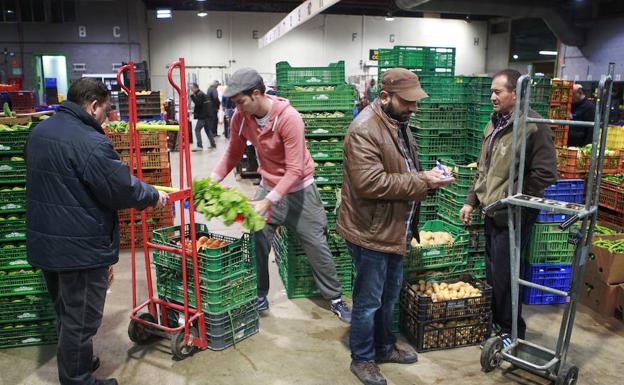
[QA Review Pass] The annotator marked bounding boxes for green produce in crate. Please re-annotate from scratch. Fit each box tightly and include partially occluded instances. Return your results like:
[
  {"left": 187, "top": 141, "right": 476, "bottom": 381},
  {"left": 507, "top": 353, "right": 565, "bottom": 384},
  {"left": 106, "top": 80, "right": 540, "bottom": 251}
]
[
  {"left": 192, "top": 178, "right": 266, "bottom": 231},
  {"left": 2, "top": 103, "right": 12, "bottom": 117},
  {"left": 594, "top": 225, "right": 620, "bottom": 235},
  {"left": 593, "top": 238, "right": 624, "bottom": 252}
]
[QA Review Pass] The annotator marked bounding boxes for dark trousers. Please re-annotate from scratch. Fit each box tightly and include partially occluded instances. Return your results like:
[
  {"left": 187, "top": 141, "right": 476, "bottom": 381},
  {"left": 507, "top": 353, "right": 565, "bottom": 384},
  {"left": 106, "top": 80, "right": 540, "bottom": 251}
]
[
  {"left": 347, "top": 241, "right": 403, "bottom": 362},
  {"left": 208, "top": 113, "right": 218, "bottom": 136},
  {"left": 194, "top": 118, "right": 216, "bottom": 148},
  {"left": 43, "top": 267, "right": 109, "bottom": 385},
  {"left": 484, "top": 209, "right": 538, "bottom": 339}
]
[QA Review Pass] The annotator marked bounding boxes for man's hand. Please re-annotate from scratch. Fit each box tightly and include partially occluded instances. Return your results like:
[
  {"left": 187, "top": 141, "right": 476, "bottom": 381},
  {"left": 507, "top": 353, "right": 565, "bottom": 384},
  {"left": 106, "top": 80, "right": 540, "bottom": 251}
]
[
  {"left": 251, "top": 198, "right": 272, "bottom": 217},
  {"left": 459, "top": 204, "right": 474, "bottom": 225},
  {"left": 423, "top": 167, "right": 455, "bottom": 189},
  {"left": 155, "top": 191, "right": 169, "bottom": 208}
]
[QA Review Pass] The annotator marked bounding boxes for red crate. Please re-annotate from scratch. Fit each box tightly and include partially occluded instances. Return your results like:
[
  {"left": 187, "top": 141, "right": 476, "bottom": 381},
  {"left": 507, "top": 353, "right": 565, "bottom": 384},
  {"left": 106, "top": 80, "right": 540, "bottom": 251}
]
[
  {"left": 549, "top": 80, "right": 574, "bottom": 106},
  {"left": 599, "top": 184, "right": 624, "bottom": 213},
  {"left": 118, "top": 217, "right": 174, "bottom": 249},
  {"left": 8, "top": 91, "right": 35, "bottom": 113},
  {"left": 107, "top": 131, "right": 168, "bottom": 150},
  {"left": 138, "top": 169, "right": 172, "bottom": 186},
  {"left": 598, "top": 207, "right": 624, "bottom": 230},
  {"left": 548, "top": 104, "right": 571, "bottom": 120},
  {"left": 552, "top": 126, "right": 569, "bottom": 147},
  {"left": 0, "top": 84, "right": 19, "bottom": 92},
  {"left": 118, "top": 203, "right": 174, "bottom": 222},
  {"left": 557, "top": 147, "right": 622, "bottom": 175}
]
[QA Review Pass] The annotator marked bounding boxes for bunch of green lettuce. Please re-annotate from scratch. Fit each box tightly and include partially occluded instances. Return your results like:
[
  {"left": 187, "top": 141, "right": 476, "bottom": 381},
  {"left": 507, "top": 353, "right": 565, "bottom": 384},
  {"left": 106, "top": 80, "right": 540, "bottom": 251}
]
[{"left": 192, "top": 178, "right": 266, "bottom": 231}]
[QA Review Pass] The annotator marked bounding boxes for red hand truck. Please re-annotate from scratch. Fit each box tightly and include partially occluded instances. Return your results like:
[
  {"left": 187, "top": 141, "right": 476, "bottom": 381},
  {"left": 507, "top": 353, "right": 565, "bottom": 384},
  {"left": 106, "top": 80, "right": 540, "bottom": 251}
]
[{"left": 117, "top": 57, "right": 208, "bottom": 359}]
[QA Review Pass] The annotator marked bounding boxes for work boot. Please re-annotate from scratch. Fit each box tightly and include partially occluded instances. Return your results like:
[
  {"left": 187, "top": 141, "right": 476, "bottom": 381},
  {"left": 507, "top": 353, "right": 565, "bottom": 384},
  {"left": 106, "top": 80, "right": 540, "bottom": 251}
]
[
  {"left": 376, "top": 345, "right": 418, "bottom": 364},
  {"left": 350, "top": 361, "right": 387, "bottom": 385},
  {"left": 91, "top": 355, "right": 100, "bottom": 372}
]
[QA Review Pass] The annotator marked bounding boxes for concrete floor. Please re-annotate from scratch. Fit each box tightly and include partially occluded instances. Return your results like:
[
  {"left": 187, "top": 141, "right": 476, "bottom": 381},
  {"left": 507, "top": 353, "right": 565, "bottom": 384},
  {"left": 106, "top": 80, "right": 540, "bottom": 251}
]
[{"left": 2, "top": 134, "right": 624, "bottom": 385}]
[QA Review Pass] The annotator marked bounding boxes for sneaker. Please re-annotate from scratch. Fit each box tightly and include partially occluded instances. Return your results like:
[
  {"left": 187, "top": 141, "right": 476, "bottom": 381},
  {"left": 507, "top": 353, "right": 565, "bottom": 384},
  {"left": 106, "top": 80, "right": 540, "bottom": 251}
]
[
  {"left": 330, "top": 299, "right": 352, "bottom": 323},
  {"left": 192, "top": 147, "right": 202, "bottom": 152},
  {"left": 91, "top": 355, "right": 100, "bottom": 372},
  {"left": 376, "top": 345, "right": 418, "bottom": 364},
  {"left": 350, "top": 361, "right": 387, "bottom": 385},
  {"left": 95, "top": 379, "right": 118, "bottom": 385},
  {"left": 257, "top": 296, "right": 269, "bottom": 312},
  {"left": 499, "top": 333, "right": 513, "bottom": 349}
]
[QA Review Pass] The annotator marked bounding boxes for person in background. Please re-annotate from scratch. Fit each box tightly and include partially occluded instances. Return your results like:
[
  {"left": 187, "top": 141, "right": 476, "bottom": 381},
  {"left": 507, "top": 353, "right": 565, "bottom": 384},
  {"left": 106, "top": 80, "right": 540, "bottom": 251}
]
[
  {"left": 211, "top": 68, "right": 351, "bottom": 322},
  {"left": 569, "top": 84, "right": 596, "bottom": 146},
  {"left": 26, "top": 78, "right": 168, "bottom": 385},
  {"left": 190, "top": 82, "right": 216, "bottom": 151},
  {"left": 221, "top": 94, "right": 235, "bottom": 139},
  {"left": 207, "top": 80, "right": 221, "bottom": 137},
  {"left": 460, "top": 69, "right": 557, "bottom": 347},
  {"left": 366, "top": 78, "right": 377, "bottom": 103},
  {"left": 338, "top": 68, "right": 455, "bottom": 385}
]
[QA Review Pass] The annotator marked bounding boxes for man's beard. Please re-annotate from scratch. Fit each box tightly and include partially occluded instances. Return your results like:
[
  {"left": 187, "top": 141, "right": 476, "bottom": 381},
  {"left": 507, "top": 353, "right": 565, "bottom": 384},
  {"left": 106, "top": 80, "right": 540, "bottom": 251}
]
[{"left": 383, "top": 102, "right": 411, "bottom": 123}]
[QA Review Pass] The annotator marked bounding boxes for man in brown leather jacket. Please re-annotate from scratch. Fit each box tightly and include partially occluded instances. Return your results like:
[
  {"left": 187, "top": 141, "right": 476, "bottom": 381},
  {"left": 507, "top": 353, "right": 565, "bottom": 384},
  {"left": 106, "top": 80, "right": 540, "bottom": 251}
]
[{"left": 337, "top": 68, "right": 455, "bottom": 385}]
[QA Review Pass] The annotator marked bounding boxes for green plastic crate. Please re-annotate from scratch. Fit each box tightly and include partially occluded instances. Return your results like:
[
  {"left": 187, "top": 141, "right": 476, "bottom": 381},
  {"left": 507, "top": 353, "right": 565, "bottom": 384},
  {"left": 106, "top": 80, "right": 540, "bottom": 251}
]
[
  {"left": 0, "top": 131, "right": 29, "bottom": 155},
  {"left": 276, "top": 61, "right": 345, "bottom": 87},
  {"left": 0, "top": 214, "right": 26, "bottom": 242},
  {"left": 415, "top": 134, "right": 466, "bottom": 155},
  {"left": 0, "top": 243, "right": 29, "bottom": 270},
  {"left": 0, "top": 186, "right": 26, "bottom": 214},
  {"left": 0, "top": 320, "right": 57, "bottom": 349},
  {"left": 405, "top": 220, "right": 469, "bottom": 271},
  {"left": 318, "top": 187, "right": 340, "bottom": 209},
  {"left": 152, "top": 224, "right": 254, "bottom": 282},
  {"left": 0, "top": 295, "right": 56, "bottom": 324},
  {"left": 439, "top": 160, "right": 478, "bottom": 195},
  {"left": 0, "top": 161, "right": 26, "bottom": 184},
  {"left": 156, "top": 265, "right": 257, "bottom": 314},
  {"left": 309, "top": 147, "right": 343, "bottom": 161},
  {"left": 280, "top": 85, "right": 355, "bottom": 112},
  {"left": 302, "top": 113, "right": 352, "bottom": 137},
  {"left": 410, "top": 105, "right": 467, "bottom": 129},
  {"left": 314, "top": 164, "right": 343, "bottom": 185},
  {"left": 437, "top": 190, "right": 484, "bottom": 226},
  {"left": 0, "top": 269, "right": 47, "bottom": 297},
  {"left": 526, "top": 223, "right": 577, "bottom": 264}
]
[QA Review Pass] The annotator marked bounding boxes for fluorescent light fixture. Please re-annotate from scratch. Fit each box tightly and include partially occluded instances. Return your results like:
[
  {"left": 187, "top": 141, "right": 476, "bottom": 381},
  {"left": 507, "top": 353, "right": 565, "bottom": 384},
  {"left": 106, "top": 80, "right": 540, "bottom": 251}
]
[
  {"left": 539, "top": 50, "right": 558, "bottom": 56},
  {"left": 156, "top": 9, "right": 172, "bottom": 19},
  {"left": 196, "top": 0, "right": 207, "bottom": 2},
  {"left": 6, "top": 9, "right": 14, "bottom": 13},
  {"left": 513, "top": 54, "right": 519, "bottom": 59},
  {"left": 385, "top": 12, "right": 395, "bottom": 21},
  {"left": 197, "top": 11, "right": 208, "bottom": 17}
]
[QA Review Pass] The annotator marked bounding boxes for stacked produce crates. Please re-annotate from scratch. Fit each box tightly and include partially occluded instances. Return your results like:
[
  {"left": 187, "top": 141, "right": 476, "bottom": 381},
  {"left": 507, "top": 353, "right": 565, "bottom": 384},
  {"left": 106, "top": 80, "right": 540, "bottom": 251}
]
[
  {"left": 548, "top": 80, "right": 574, "bottom": 147},
  {"left": 105, "top": 127, "right": 174, "bottom": 248},
  {"left": 522, "top": 179, "right": 584, "bottom": 304},
  {"left": 275, "top": 60, "right": 355, "bottom": 298},
  {"left": 6, "top": 91, "right": 35, "bottom": 114},
  {"left": 377, "top": 46, "right": 455, "bottom": 81},
  {"left": 118, "top": 91, "right": 162, "bottom": 120},
  {"left": 0, "top": 117, "right": 57, "bottom": 349},
  {"left": 597, "top": 126, "right": 624, "bottom": 230},
  {"left": 464, "top": 76, "right": 493, "bottom": 162},
  {"left": 530, "top": 77, "right": 551, "bottom": 118},
  {"left": 152, "top": 224, "right": 259, "bottom": 350}
]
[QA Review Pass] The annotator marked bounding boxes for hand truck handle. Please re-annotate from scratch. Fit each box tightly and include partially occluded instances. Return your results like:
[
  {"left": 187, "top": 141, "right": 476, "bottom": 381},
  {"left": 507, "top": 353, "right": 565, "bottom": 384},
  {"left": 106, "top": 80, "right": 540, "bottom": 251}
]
[
  {"left": 560, "top": 214, "right": 580, "bottom": 231},
  {"left": 482, "top": 200, "right": 504, "bottom": 216},
  {"left": 116, "top": 63, "right": 134, "bottom": 96}
]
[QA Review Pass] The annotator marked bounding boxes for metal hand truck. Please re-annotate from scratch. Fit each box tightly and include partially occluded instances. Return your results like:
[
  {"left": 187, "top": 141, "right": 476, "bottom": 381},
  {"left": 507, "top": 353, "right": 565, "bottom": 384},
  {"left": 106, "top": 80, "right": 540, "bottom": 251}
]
[
  {"left": 117, "top": 57, "right": 208, "bottom": 359},
  {"left": 479, "top": 66, "right": 614, "bottom": 385}
]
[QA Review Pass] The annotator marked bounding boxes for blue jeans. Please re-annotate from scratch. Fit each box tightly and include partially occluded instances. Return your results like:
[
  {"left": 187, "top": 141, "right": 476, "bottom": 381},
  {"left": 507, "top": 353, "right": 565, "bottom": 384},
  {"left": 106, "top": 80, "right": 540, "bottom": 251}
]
[{"left": 347, "top": 241, "right": 403, "bottom": 362}]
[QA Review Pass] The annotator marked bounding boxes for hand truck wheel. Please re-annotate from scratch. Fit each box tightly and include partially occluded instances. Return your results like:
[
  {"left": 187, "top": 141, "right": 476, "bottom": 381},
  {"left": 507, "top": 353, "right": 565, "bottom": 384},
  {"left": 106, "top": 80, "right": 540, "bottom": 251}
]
[
  {"left": 555, "top": 364, "right": 579, "bottom": 385},
  {"left": 171, "top": 326, "right": 198, "bottom": 360},
  {"left": 480, "top": 336, "right": 503, "bottom": 373},
  {"left": 128, "top": 313, "right": 157, "bottom": 345}
]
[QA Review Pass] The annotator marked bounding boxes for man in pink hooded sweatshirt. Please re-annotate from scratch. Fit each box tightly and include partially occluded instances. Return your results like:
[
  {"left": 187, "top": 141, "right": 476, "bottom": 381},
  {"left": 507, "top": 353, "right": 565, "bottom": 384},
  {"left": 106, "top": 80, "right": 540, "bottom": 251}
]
[{"left": 211, "top": 68, "right": 351, "bottom": 322}]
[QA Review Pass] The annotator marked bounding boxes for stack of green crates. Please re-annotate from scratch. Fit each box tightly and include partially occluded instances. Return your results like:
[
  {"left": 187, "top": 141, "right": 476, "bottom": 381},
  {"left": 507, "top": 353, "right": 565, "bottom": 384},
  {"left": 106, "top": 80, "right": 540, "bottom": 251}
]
[
  {"left": 152, "top": 224, "right": 259, "bottom": 350},
  {"left": 377, "top": 46, "right": 456, "bottom": 80},
  {"left": 531, "top": 77, "right": 551, "bottom": 118},
  {"left": 464, "top": 76, "right": 492, "bottom": 162},
  {"left": 412, "top": 76, "right": 468, "bottom": 169},
  {"left": 273, "top": 228, "right": 352, "bottom": 298},
  {"left": 276, "top": 61, "right": 356, "bottom": 298},
  {"left": 0, "top": 118, "right": 57, "bottom": 349}
]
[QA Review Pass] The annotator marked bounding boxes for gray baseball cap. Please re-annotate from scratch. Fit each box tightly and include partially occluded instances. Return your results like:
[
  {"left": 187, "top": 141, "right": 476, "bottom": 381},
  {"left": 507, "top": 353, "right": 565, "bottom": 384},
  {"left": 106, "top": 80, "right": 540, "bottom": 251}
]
[{"left": 224, "top": 68, "right": 264, "bottom": 97}]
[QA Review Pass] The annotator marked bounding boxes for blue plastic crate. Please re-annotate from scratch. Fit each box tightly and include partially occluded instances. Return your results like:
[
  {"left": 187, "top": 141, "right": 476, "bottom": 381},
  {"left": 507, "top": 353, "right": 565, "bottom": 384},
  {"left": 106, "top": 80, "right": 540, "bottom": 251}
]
[
  {"left": 523, "top": 263, "right": 571, "bottom": 305},
  {"left": 537, "top": 179, "right": 584, "bottom": 223}
]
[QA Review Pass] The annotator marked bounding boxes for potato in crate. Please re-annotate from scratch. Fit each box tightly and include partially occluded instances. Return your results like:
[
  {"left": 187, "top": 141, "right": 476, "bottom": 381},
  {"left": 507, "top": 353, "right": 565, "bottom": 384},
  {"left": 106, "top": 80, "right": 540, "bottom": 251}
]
[{"left": 406, "top": 220, "right": 469, "bottom": 271}]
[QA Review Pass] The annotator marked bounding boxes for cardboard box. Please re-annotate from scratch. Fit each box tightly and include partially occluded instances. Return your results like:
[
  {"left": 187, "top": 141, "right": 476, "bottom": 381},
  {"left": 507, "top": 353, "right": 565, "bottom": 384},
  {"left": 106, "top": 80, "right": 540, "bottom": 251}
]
[
  {"left": 588, "top": 234, "right": 624, "bottom": 284},
  {"left": 615, "top": 284, "right": 624, "bottom": 322},
  {"left": 580, "top": 263, "right": 620, "bottom": 318}
]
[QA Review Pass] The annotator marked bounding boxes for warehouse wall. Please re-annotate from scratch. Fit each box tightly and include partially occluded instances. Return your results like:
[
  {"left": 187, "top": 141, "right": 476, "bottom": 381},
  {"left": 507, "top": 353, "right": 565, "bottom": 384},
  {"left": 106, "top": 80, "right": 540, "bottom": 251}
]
[
  {"left": 0, "top": 0, "right": 148, "bottom": 90},
  {"left": 146, "top": 11, "right": 488, "bottom": 98},
  {"left": 559, "top": 18, "right": 624, "bottom": 81}
]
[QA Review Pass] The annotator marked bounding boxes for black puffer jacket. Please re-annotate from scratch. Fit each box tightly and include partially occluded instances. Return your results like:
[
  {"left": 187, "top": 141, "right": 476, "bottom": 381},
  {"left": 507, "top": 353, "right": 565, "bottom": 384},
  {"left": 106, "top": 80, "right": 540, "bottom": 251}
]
[{"left": 26, "top": 101, "right": 159, "bottom": 272}]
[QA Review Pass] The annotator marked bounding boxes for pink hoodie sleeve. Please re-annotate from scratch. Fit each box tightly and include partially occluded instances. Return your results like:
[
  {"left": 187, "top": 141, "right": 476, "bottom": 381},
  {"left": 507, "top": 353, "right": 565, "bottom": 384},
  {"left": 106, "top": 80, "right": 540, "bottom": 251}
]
[
  {"left": 265, "top": 111, "right": 306, "bottom": 203},
  {"left": 211, "top": 111, "right": 246, "bottom": 182}
]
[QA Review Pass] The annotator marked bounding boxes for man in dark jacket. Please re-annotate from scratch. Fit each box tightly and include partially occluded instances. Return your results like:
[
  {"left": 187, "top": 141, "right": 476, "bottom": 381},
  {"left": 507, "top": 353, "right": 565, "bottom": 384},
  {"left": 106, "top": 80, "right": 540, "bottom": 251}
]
[
  {"left": 460, "top": 69, "right": 557, "bottom": 345},
  {"left": 207, "top": 80, "right": 221, "bottom": 137},
  {"left": 569, "top": 84, "right": 596, "bottom": 146},
  {"left": 26, "top": 78, "right": 168, "bottom": 385},
  {"left": 190, "top": 82, "right": 216, "bottom": 151},
  {"left": 338, "top": 68, "right": 454, "bottom": 385}
]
